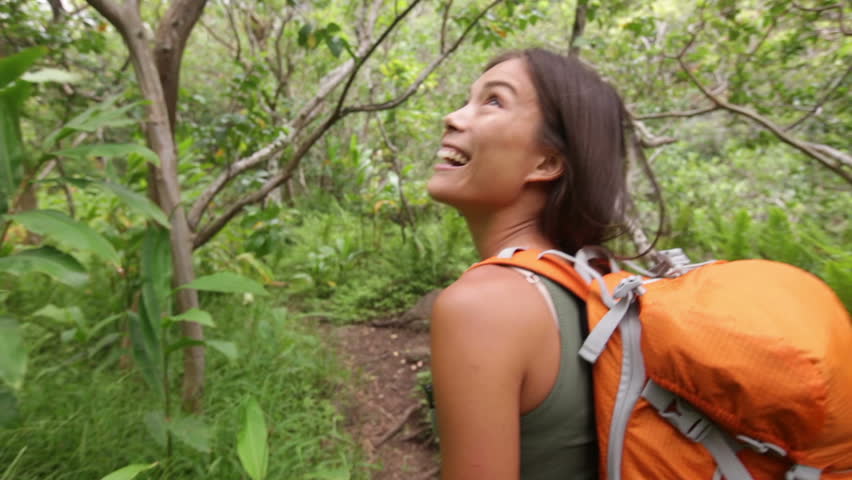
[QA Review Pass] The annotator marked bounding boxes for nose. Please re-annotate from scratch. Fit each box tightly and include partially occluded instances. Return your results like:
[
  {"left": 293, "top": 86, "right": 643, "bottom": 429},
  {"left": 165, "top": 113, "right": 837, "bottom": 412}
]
[{"left": 443, "top": 104, "right": 468, "bottom": 133}]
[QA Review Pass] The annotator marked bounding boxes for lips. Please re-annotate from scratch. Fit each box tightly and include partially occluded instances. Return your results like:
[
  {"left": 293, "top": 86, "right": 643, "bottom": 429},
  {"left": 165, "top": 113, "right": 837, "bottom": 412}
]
[{"left": 437, "top": 144, "right": 471, "bottom": 167}]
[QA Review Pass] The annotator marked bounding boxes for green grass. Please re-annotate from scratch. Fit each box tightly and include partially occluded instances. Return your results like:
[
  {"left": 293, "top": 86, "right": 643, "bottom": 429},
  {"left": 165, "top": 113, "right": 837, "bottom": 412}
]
[{"left": 0, "top": 290, "right": 371, "bottom": 479}]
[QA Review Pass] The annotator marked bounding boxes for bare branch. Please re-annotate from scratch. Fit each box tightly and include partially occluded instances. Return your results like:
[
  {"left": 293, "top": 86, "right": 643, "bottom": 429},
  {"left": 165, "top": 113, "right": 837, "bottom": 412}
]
[
  {"left": 805, "top": 142, "right": 852, "bottom": 168},
  {"left": 786, "top": 64, "right": 851, "bottom": 131},
  {"left": 154, "top": 0, "right": 209, "bottom": 131},
  {"left": 199, "top": 19, "right": 238, "bottom": 55},
  {"left": 188, "top": 0, "right": 426, "bottom": 230},
  {"left": 85, "top": 0, "right": 127, "bottom": 32},
  {"left": 187, "top": 43, "right": 369, "bottom": 229},
  {"left": 676, "top": 56, "right": 852, "bottom": 184},
  {"left": 634, "top": 105, "right": 718, "bottom": 120},
  {"left": 331, "top": 0, "right": 425, "bottom": 119},
  {"left": 440, "top": 0, "right": 454, "bottom": 53},
  {"left": 793, "top": 2, "right": 850, "bottom": 35},
  {"left": 193, "top": 0, "right": 505, "bottom": 247},
  {"left": 568, "top": 0, "right": 588, "bottom": 56},
  {"left": 344, "top": 0, "right": 503, "bottom": 114}
]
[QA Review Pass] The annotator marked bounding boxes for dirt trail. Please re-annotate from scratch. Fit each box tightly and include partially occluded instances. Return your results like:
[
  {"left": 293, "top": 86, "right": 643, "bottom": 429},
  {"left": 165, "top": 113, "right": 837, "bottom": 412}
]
[{"left": 332, "top": 322, "right": 439, "bottom": 479}]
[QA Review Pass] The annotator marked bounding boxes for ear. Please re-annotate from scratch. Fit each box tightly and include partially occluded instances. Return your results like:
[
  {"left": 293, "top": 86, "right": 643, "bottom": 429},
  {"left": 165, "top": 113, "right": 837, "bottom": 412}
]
[{"left": 525, "top": 153, "right": 564, "bottom": 183}]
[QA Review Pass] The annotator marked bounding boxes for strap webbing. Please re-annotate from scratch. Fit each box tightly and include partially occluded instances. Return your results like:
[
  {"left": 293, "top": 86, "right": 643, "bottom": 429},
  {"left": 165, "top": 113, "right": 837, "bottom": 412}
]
[
  {"left": 642, "top": 380, "right": 754, "bottom": 480},
  {"left": 786, "top": 465, "right": 822, "bottom": 480}
]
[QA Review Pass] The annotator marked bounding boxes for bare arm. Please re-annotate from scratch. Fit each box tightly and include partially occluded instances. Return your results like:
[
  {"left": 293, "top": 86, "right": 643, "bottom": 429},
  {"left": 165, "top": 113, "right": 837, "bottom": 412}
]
[{"left": 430, "top": 266, "right": 555, "bottom": 480}]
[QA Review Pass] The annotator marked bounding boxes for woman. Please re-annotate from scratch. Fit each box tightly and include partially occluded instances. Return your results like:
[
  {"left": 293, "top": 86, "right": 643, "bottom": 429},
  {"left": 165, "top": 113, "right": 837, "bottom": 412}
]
[{"left": 427, "top": 48, "right": 631, "bottom": 479}]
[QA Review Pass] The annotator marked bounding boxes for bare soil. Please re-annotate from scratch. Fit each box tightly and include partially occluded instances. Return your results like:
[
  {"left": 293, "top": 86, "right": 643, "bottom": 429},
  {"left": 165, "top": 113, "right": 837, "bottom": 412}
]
[{"left": 331, "top": 322, "right": 439, "bottom": 479}]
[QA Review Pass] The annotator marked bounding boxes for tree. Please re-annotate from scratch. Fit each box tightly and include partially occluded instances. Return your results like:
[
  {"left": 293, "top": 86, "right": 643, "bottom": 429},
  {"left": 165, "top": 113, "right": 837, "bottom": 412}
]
[{"left": 83, "top": 0, "right": 526, "bottom": 412}]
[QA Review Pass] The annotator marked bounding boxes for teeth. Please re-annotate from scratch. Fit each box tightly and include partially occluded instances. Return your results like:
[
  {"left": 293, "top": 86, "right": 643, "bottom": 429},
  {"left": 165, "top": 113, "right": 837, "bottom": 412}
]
[{"left": 437, "top": 147, "right": 470, "bottom": 165}]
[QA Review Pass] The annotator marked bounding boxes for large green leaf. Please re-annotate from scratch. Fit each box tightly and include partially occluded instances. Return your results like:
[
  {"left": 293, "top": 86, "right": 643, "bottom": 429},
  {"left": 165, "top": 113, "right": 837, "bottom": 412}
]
[
  {"left": 129, "top": 227, "right": 171, "bottom": 399},
  {"left": 0, "top": 317, "right": 27, "bottom": 390},
  {"left": 170, "top": 308, "right": 215, "bottom": 328},
  {"left": 6, "top": 210, "right": 119, "bottom": 264},
  {"left": 141, "top": 226, "right": 172, "bottom": 326},
  {"left": 43, "top": 97, "right": 141, "bottom": 150},
  {"left": 207, "top": 339, "right": 238, "bottom": 361},
  {"left": 143, "top": 411, "right": 168, "bottom": 448},
  {"left": 55, "top": 143, "right": 160, "bottom": 167},
  {"left": 180, "top": 272, "right": 269, "bottom": 296},
  {"left": 0, "top": 246, "right": 88, "bottom": 287},
  {"left": 99, "top": 463, "right": 157, "bottom": 480},
  {"left": 21, "top": 68, "right": 80, "bottom": 84},
  {"left": 0, "top": 47, "right": 47, "bottom": 89},
  {"left": 237, "top": 397, "right": 269, "bottom": 480},
  {"left": 0, "top": 384, "right": 20, "bottom": 428},
  {"left": 168, "top": 416, "right": 211, "bottom": 453},
  {"left": 128, "top": 309, "right": 163, "bottom": 400},
  {"left": 97, "top": 181, "right": 169, "bottom": 228},
  {"left": 0, "top": 82, "right": 31, "bottom": 214}
]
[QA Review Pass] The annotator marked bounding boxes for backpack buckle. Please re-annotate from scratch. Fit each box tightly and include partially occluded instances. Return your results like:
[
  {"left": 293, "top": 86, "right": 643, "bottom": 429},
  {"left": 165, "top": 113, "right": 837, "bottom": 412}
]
[{"left": 659, "top": 397, "right": 714, "bottom": 442}]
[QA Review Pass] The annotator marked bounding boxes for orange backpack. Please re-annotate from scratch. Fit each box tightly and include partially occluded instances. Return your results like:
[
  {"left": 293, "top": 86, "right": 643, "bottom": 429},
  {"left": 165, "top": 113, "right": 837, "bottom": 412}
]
[{"left": 473, "top": 247, "right": 852, "bottom": 480}]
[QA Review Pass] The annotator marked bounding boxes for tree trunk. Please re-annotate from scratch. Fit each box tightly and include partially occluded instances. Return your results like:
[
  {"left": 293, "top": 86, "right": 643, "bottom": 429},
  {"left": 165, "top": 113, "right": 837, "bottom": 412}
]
[
  {"left": 569, "top": 0, "right": 588, "bottom": 56},
  {"left": 87, "top": 0, "right": 208, "bottom": 412}
]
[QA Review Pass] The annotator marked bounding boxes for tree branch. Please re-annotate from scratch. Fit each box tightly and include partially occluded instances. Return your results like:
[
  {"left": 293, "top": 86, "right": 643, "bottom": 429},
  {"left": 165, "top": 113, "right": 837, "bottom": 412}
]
[
  {"left": 786, "top": 64, "right": 851, "bottom": 131},
  {"left": 154, "top": 0, "right": 209, "bottom": 131},
  {"left": 440, "top": 0, "right": 454, "bottom": 53},
  {"left": 188, "top": 0, "right": 427, "bottom": 231},
  {"left": 568, "top": 0, "right": 588, "bottom": 56},
  {"left": 634, "top": 105, "right": 718, "bottom": 120},
  {"left": 343, "top": 0, "right": 503, "bottom": 114},
  {"left": 85, "top": 0, "right": 127, "bottom": 32},
  {"left": 676, "top": 55, "right": 852, "bottom": 184},
  {"left": 192, "top": 0, "right": 505, "bottom": 247}
]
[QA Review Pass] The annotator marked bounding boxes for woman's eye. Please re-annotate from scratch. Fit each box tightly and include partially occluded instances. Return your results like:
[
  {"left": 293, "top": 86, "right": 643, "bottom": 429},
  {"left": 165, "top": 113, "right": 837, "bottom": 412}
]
[{"left": 486, "top": 95, "right": 501, "bottom": 107}]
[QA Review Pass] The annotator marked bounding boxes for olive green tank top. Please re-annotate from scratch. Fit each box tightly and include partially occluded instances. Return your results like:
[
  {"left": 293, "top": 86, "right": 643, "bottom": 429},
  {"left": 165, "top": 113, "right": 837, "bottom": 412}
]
[{"left": 520, "top": 275, "right": 597, "bottom": 480}]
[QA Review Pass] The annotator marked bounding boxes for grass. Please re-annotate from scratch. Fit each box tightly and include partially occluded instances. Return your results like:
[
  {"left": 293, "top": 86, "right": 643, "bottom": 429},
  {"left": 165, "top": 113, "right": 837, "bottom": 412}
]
[{"left": 0, "top": 285, "right": 372, "bottom": 479}]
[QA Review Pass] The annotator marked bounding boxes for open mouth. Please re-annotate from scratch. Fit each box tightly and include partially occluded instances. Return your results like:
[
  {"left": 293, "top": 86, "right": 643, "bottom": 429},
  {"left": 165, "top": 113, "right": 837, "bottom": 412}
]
[{"left": 437, "top": 146, "right": 471, "bottom": 167}]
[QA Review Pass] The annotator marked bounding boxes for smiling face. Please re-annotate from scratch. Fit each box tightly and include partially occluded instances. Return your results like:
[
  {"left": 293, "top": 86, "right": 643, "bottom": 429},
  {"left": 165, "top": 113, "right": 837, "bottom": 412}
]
[{"left": 427, "top": 58, "right": 553, "bottom": 214}]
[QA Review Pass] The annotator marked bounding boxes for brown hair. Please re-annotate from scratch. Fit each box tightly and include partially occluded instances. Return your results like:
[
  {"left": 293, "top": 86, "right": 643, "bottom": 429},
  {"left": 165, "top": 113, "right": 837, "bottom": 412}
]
[{"left": 486, "top": 49, "right": 634, "bottom": 254}]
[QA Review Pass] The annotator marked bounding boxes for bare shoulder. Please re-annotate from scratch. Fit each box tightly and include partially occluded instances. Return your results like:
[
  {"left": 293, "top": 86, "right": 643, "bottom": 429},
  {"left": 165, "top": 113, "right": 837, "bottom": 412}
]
[
  {"left": 434, "top": 264, "right": 539, "bottom": 320},
  {"left": 431, "top": 264, "right": 551, "bottom": 352}
]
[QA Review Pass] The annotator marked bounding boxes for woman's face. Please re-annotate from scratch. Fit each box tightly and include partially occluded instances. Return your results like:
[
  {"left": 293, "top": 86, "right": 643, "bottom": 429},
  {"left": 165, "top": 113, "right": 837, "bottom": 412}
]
[{"left": 427, "top": 57, "right": 549, "bottom": 213}]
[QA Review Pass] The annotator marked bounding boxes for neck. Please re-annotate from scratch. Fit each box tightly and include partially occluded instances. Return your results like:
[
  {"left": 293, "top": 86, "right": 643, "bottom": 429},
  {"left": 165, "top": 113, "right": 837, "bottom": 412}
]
[{"left": 462, "top": 200, "right": 556, "bottom": 260}]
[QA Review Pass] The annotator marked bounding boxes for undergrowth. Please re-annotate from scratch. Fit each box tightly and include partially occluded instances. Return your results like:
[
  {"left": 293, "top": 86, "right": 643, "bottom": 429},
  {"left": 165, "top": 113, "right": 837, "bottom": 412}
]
[{"left": 0, "top": 278, "right": 371, "bottom": 479}]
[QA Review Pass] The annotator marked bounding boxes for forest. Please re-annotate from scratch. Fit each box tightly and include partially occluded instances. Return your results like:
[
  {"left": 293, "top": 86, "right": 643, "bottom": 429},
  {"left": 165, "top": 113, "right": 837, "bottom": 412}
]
[{"left": 1, "top": 0, "right": 849, "bottom": 478}]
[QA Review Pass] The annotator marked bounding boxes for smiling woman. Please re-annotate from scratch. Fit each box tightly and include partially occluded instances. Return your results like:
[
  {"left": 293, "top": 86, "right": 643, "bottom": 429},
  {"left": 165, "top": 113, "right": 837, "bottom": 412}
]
[{"left": 428, "top": 49, "right": 632, "bottom": 480}]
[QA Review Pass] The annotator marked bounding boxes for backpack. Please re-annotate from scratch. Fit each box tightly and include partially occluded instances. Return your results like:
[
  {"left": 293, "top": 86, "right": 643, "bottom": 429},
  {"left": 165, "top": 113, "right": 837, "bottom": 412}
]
[{"left": 472, "top": 246, "right": 852, "bottom": 480}]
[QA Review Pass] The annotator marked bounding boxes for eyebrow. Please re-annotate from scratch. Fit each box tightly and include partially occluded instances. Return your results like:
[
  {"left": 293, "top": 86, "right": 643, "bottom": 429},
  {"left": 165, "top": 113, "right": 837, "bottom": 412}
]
[
  {"left": 471, "top": 80, "right": 518, "bottom": 96},
  {"left": 481, "top": 80, "right": 517, "bottom": 95}
]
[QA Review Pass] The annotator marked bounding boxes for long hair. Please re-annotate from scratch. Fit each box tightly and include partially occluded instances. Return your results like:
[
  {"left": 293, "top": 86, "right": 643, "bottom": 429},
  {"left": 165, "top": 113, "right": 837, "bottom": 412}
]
[{"left": 486, "top": 49, "right": 631, "bottom": 254}]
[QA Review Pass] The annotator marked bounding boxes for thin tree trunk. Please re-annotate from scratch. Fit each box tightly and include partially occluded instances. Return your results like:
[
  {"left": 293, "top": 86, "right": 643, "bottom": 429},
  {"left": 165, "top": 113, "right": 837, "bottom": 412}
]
[
  {"left": 87, "top": 0, "right": 208, "bottom": 413},
  {"left": 569, "top": 0, "right": 588, "bottom": 56}
]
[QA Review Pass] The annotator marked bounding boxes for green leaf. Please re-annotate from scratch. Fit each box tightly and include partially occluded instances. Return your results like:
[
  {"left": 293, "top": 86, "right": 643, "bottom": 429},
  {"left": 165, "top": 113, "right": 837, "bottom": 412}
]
[
  {"left": 31, "top": 304, "right": 84, "bottom": 327},
  {"left": 170, "top": 308, "right": 215, "bottom": 328},
  {"left": 0, "top": 82, "right": 30, "bottom": 214},
  {"left": 237, "top": 397, "right": 269, "bottom": 480},
  {"left": 21, "top": 68, "right": 81, "bottom": 84},
  {"left": 0, "top": 384, "right": 20, "bottom": 428},
  {"left": 165, "top": 337, "right": 206, "bottom": 356},
  {"left": 99, "top": 463, "right": 157, "bottom": 480},
  {"left": 130, "top": 227, "right": 170, "bottom": 399},
  {"left": 0, "top": 246, "right": 88, "bottom": 287},
  {"left": 6, "top": 210, "right": 119, "bottom": 264},
  {"left": 143, "top": 411, "right": 167, "bottom": 448},
  {"left": 207, "top": 339, "right": 238, "bottom": 361},
  {"left": 43, "top": 97, "right": 143, "bottom": 149},
  {"left": 168, "top": 416, "right": 211, "bottom": 453},
  {"left": 0, "top": 317, "right": 27, "bottom": 390},
  {"left": 180, "top": 272, "right": 268, "bottom": 296},
  {"left": 55, "top": 143, "right": 160, "bottom": 166},
  {"left": 0, "top": 47, "right": 47, "bottom": 89},
  {"left": 97, "top": 181, "right": 170, "bottom": 228}
]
